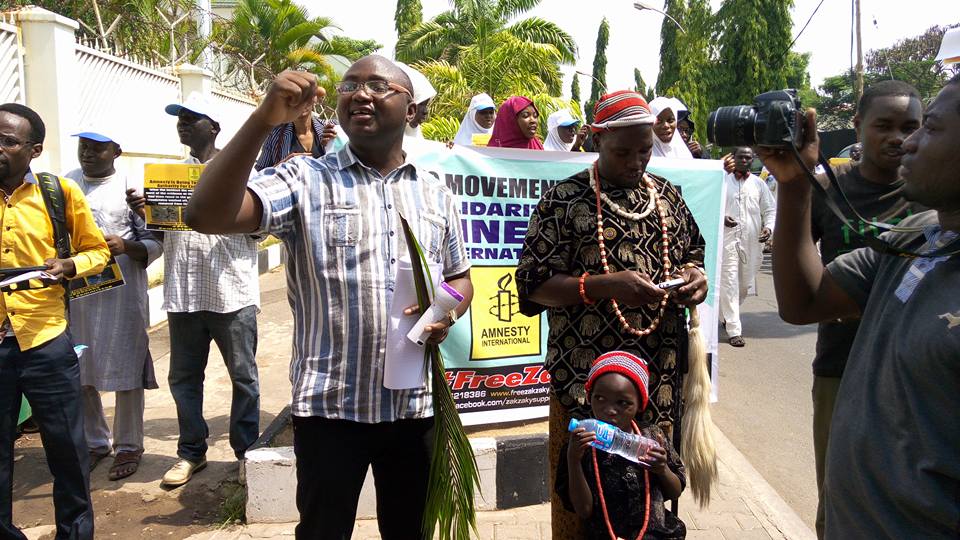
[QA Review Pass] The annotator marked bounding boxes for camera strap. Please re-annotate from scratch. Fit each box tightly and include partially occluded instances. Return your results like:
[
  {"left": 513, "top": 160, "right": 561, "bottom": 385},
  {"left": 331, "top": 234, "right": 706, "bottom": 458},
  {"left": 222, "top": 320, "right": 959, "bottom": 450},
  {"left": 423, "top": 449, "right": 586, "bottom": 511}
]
[{"left": 796, "top": 149, "right": 960, "bottom": 259}]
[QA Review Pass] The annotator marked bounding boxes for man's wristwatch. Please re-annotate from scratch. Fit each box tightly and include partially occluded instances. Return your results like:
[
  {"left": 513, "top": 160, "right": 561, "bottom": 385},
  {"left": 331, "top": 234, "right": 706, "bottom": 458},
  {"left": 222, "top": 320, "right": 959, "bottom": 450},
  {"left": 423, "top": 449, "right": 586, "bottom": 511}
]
[{"left": 446, "top": 309, "right": 459, "bottom": 327}]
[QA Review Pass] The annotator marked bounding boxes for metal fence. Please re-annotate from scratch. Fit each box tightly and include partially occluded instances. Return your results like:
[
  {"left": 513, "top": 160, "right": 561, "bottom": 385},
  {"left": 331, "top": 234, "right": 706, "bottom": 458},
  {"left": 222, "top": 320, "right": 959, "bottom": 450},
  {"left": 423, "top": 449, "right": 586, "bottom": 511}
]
[
  {"left": 74, "top": 44, "right": 183, "bottom": 158},
  {"left": 0, "top": 19, "right": 24, "bottom": 105}
]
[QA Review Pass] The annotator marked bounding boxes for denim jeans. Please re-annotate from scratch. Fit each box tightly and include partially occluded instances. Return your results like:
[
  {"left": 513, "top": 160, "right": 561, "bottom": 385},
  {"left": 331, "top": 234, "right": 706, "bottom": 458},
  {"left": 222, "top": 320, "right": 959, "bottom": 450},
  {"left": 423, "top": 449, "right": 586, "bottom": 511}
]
[
  {"left": 0, "top": 331, "right": 94, "bottom": 540},
  {"left": 167, "top": 306, "right": 259, "bottom": 462}
]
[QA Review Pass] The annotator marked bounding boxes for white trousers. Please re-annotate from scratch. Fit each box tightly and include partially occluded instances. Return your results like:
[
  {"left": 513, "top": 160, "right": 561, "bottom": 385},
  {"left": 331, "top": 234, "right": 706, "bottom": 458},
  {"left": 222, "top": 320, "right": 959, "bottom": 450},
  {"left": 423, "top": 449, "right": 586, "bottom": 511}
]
[
  {"left": 81, "top": 385, "right": 145, "bottom": 454},
  {"left": 719, "top": 238, "right": 755, "bottom": 337}
]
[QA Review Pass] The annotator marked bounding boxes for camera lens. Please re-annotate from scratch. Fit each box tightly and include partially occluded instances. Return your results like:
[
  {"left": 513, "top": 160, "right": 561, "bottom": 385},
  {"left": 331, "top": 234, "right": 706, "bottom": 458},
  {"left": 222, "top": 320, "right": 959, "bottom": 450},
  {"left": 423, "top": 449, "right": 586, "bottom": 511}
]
[{"left": 707, "top": 106, "right": 757, "bottom": 147}]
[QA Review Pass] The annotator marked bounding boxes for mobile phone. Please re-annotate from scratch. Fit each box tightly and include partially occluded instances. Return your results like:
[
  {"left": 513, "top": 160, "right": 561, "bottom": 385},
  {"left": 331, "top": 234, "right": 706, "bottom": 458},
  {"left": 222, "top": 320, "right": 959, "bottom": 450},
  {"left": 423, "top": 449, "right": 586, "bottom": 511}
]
[{"left": 657, "top": 277, "right": 686, "bottom": 290}]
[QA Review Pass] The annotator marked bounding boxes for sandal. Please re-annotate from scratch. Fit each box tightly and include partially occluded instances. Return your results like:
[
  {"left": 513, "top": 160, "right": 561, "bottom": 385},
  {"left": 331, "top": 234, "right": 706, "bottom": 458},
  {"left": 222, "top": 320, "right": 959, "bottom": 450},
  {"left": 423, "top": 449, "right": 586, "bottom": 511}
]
[
  {"left": 728, "top": 335, "right": 746, "bottom": 347},
  {"left": 109, "top": 450, "right": 143, "bottom": 481},
  {"left": 89, "top": 450, "right": 110, "bottom": 472}
]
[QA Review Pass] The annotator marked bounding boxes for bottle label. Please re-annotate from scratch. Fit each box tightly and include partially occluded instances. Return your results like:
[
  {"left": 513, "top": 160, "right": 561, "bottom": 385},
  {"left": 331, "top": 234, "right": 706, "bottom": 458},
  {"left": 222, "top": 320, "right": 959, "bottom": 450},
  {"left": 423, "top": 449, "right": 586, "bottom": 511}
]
[{"left": 590, "top": 422, "right": 616, "bottom": 450}]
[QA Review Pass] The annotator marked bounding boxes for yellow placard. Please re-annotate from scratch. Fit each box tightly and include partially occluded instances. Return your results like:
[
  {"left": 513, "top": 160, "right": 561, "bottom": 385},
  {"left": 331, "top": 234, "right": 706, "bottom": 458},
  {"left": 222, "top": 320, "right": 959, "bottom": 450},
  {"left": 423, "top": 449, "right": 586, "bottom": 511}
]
[
  {"left": 143, "top": 163, "right": 204, "bottom": 231},
  {"left": 469, "top": 266, "right": 541, "bottom": 360},
  {"left": 471, "top": 133, "right": 492, "bottom": 147},
  {"left": 70, "top": 257, "right": 125, "bottom": 299}
]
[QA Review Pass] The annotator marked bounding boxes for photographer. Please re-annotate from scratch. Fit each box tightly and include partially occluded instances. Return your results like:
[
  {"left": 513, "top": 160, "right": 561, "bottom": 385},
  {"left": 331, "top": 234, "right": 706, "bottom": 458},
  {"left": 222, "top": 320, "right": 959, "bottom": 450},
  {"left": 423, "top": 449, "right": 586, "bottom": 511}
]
[
  {"left": 807, "top": 80, "right": 923, "bottom": 539},
  {"left": 758, "top": 76, "right": 960, "bottom": 538}
]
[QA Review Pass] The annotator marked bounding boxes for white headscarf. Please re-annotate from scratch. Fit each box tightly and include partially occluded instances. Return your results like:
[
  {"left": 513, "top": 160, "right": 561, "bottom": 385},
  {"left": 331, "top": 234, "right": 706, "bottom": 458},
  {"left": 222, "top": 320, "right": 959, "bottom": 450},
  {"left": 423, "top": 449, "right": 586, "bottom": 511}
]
[
  {"left": 395, "top": 61, "right": 437, "bottom": 138},
  {"left": 648, "top": 96, "right": 693, "bottom": 159},
  {"left": 454, "top": 93, "right": 496, "bottom": 146},
  {"left": 543, "top": 109, "right": 580, "bottom": 151}
]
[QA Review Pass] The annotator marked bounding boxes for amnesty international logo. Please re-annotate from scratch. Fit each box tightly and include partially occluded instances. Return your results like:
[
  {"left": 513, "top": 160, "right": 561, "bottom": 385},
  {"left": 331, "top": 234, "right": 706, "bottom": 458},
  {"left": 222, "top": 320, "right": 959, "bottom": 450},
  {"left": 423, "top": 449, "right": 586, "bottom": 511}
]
[
  {"left": 489, "top": 274, "right": 519, "bottom": 322},
  {"left": 470, "top": 267, "right": 541, "bottom": 360}
]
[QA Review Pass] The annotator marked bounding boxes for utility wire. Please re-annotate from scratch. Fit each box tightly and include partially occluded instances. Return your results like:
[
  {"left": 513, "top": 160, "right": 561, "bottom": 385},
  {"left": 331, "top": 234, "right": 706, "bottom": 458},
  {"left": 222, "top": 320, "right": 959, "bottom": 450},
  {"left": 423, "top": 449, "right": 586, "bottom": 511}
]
[{"left": 788, "top": 0, "right": 828, "bottom": 51}]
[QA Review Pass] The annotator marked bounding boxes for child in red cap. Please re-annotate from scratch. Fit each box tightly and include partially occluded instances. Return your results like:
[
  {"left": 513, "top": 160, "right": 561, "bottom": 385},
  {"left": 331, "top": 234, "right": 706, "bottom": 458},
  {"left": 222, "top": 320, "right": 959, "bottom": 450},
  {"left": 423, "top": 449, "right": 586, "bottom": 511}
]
[{"left": 556, "top": 351, "right": 687, "bottom": 539}]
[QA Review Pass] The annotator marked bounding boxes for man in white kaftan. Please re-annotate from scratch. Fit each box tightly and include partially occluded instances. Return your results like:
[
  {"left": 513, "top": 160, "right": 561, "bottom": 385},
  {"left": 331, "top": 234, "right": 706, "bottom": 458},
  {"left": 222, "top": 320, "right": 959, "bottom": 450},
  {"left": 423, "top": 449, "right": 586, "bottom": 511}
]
[
  {"left": 65, "top": 129, "right": 162, "bottom": 480},
  {"left": 720, "top": 146, "right": 775, "bottom": 347}
]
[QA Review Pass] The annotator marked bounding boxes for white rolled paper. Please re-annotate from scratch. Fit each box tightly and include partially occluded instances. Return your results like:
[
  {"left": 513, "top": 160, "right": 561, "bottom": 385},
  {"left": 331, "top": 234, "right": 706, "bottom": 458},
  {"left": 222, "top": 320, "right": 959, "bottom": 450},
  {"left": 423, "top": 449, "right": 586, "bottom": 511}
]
[{"left": 384, "top": 256, "right": 442, "bottom": 390}]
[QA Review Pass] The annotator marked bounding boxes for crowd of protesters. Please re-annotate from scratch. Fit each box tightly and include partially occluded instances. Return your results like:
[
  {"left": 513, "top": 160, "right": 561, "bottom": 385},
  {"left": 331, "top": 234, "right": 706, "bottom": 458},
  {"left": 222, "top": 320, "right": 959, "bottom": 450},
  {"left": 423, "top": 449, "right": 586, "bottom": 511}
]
[{"left": 1, "top": 48, "right": 958, "bottom": 540}]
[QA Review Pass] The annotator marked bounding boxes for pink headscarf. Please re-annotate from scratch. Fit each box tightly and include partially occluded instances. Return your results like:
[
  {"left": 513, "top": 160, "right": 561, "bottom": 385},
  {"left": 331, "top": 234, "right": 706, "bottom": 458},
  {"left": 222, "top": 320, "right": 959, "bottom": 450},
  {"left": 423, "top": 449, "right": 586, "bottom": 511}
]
[{"left": 488, "top": 96, "right": 544, "bottom": 150}]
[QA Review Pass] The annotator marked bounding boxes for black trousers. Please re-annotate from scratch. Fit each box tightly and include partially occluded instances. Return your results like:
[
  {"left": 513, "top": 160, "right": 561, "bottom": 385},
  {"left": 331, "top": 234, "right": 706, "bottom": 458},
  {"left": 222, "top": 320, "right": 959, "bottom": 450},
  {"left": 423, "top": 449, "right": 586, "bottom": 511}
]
[
  {"left": 0, "top": 332, "right": 93, "bottom": 540},
  {"left": 292, "top": 415, "right": 434, "bottom": 540}
]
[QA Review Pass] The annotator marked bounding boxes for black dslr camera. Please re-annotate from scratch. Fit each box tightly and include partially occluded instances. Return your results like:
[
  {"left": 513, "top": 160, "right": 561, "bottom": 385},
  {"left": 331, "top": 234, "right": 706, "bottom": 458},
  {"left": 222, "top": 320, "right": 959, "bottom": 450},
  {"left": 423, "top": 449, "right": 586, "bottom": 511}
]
[{"left": 706, "top": 89, "right": 804, "bottom": 149}]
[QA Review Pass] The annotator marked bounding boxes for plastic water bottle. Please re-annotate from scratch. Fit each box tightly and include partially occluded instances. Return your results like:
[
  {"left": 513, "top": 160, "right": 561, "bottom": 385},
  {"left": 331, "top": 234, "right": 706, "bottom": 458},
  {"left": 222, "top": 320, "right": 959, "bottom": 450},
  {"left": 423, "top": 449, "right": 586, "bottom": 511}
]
[{"left": 568, "top": 418, "right": 661, "bottom": 465}]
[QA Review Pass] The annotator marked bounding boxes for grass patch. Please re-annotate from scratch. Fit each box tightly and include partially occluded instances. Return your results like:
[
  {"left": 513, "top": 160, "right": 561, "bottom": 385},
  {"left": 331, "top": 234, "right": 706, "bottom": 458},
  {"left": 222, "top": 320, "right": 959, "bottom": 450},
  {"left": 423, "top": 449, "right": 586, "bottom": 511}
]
[{"left": 215, "top": 480, "right": 247, "bottom": 528}]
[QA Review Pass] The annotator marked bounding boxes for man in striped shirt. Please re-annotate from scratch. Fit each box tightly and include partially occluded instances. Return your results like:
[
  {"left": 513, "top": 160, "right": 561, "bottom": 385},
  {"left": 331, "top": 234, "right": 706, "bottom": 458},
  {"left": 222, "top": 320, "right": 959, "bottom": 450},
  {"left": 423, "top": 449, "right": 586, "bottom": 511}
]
[{"left": 185, "top": 56, "right": 473, "bottom": 540}]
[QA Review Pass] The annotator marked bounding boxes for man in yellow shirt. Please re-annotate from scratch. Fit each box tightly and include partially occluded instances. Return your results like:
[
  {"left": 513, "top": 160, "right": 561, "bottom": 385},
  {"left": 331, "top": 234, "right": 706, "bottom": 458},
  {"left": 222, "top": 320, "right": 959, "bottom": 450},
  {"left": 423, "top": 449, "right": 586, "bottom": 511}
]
[{"left": 0, "top": 103, "right": 109, "bottom": 540}]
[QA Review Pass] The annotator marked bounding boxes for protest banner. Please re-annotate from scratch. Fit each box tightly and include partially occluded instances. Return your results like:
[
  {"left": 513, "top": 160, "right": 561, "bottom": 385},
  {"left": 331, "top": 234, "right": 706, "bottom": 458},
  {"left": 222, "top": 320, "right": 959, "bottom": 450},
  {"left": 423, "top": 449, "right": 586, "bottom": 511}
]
[
  {"left": 403, "top": 139, "right": 725, "bottom": 426},
  {"left": 143, "top": 163, "right": 204, "bottom": 231}
]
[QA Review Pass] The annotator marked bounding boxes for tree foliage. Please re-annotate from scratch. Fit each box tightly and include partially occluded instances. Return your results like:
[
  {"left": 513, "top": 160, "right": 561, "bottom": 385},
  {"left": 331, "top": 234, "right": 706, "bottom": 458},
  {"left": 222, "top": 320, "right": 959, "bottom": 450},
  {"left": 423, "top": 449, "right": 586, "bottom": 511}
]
[
  {"left": 216, "top": 0, "right": 379, "bottom": 93},
  {"left": 711, "top": 0, "right": 794, "bottom": 109},
  {"left": 395, "top": 0, "right": 576, "bottom": 70},
  {"left": 12, "top": 0, "right": 206, "bottom": 66},
  {"left": 867, "top": 24, "right": 960, "bottom": 100},
  {"left": 396, "top": 0, "right": 578, "bottom": 142},
  {"left": 817, "top": 24, "right": 959, "bottom": 129},
  {"left": 634, "top": 68, "right": 654, "bottom": 100},
  {"left": 394, "top": 0, "right": 423, "bottom": 37},
  {"left": 657, "top": 0, "right": 713, "bottom": 146},
  {"left": 656, "top": 0, "right": 687, "bottom": 95},
  {"left": 571, "top": 72, "right": 581, "bottom": 106},
  {"left": 584, "top": 17, "right": 609, "bottom": 122}
]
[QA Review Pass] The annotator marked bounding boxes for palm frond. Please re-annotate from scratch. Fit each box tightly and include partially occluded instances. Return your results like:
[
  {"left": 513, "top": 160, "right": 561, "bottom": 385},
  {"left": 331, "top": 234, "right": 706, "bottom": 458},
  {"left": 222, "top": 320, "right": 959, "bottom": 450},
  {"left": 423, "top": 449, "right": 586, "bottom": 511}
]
[
  {"left": 495, "top": 0, "right": 543, "bottom": 22},
  {"left": 504, "top": 18, "right": 577, "bottom": 63},
  {"left": 399, "top": 217, "right": 479, "bottom": 540},
  {"left": 415, "top": 60, "right": 471, "bottom": 119},
  {"left": 397, "top": 19, "right": 456, "bottom": 62},
  {"left": 272, "top": 21, "right": 332, "bottom": 53},
  {"left": 422, "top": 116, "right": 462, "bottom": 142}
]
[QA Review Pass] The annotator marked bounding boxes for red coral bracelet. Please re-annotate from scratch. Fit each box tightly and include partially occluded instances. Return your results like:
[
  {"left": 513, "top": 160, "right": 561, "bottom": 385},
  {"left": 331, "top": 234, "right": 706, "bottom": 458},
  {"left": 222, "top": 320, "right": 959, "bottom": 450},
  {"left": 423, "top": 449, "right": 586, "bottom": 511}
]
[{"left": 579, "top": 273, "right": 595, "bottom": 305}]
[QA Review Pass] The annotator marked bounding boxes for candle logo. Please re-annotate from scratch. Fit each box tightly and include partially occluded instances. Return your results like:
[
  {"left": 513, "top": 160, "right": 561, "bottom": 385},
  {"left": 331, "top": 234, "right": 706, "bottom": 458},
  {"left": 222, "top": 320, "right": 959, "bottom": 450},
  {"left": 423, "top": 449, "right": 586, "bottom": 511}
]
[{"left": 489, "top": 273, "right": 519, "bottom": 323}]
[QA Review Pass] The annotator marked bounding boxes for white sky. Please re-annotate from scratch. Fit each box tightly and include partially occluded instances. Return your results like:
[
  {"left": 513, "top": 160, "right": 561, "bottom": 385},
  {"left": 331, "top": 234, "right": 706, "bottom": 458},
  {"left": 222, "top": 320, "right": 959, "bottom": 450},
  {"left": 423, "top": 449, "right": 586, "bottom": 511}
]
[{"left": 303, "top": 0, "right": 960, "bottom": 101}]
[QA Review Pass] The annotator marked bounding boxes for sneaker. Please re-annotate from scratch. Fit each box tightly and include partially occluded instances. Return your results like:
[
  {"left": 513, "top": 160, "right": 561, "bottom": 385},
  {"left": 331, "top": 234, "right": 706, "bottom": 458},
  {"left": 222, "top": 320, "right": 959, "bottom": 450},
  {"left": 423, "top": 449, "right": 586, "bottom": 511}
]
[
  {"left": 161, "top": 458, "right": 207, "bottom": 487},
  {"left": 728, "top": 335, "right": 746, "bottom": 347}
]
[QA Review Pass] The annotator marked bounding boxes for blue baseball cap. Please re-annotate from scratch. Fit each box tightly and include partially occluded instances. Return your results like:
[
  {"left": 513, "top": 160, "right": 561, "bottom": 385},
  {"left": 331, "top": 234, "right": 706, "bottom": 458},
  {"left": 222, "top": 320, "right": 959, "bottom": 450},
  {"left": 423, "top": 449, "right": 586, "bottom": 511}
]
[{"left": 71, "top": 129, "right": 119, "bottom": 145}]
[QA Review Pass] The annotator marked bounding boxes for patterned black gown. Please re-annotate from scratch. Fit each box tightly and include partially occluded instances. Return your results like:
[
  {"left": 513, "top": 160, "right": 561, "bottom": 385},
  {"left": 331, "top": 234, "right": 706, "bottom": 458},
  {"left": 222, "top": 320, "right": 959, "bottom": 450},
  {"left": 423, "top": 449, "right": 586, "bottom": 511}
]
[{"left": 516, "top": 169, "right": 705, "bottom": 445}]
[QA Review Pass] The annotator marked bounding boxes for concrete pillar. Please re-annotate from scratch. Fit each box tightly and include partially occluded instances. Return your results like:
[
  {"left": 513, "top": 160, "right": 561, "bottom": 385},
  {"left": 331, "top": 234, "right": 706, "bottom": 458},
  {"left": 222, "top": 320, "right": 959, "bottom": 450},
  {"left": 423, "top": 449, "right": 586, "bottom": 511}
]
[
  {"left": 177, "top": 63, "right": 213, "bottom": 101},
  {"left": 17, "top": 7, "right": 79, "bottom": 175}
]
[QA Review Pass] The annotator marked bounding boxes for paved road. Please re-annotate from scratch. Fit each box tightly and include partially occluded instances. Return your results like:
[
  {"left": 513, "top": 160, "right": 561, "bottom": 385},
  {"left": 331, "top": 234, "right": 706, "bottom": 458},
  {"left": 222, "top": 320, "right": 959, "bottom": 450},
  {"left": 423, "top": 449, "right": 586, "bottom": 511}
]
[{"left": 711, "top": 257, "right": 819, "bottom": 530}]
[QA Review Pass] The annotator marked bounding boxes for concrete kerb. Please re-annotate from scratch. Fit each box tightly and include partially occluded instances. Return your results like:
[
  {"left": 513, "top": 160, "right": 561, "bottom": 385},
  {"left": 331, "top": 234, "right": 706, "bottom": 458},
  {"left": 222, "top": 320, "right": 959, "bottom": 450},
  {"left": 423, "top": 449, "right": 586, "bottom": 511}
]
[
  {"left": 243, "top": 408, "right": 548, "bottom": 523},
  {"left": 243, "top": 412, "right": 813, "bottom": 540},
  {"left": 712, "top": 426, "right": 816, "bottom": 539}
]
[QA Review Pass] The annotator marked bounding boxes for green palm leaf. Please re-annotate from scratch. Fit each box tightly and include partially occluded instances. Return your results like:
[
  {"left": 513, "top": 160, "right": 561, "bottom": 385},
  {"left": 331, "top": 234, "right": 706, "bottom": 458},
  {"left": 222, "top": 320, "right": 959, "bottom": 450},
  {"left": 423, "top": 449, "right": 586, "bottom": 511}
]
[
  {"left": 399, "top": 216, "right": 479, "bottom": 540},
  {"left": 422, "top": 116, "right": 462, "bottom": 142},
  {"left": 503, "top": 18, "right": 577, "bottom": 63}
]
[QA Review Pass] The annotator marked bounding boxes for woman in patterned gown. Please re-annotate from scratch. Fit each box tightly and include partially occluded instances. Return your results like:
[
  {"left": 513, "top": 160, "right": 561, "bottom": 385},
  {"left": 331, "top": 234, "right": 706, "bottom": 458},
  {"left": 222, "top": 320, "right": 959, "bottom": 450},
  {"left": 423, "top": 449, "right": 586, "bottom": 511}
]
[{"left": 516, "top": 90, "right": 708, "bottom": 539}]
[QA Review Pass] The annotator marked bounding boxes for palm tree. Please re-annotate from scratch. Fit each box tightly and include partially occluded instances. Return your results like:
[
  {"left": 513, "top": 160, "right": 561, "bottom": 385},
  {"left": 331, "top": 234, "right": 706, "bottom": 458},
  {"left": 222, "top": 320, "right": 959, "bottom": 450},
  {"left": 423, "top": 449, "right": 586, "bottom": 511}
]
[
  {"left": 216, "top": 0, "right": 377, "bottom": 92},
  {"left": 396, "top": 0, "right": 576, "bottom": 97},
  {"left": 397, "top": 0, "right": 577, "bottom": 142}
]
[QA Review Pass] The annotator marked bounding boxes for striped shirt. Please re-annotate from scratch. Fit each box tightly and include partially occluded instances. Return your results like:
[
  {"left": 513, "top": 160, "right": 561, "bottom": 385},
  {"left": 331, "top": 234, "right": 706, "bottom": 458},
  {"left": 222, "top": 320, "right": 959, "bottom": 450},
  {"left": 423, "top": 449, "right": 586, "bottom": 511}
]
[
  {"left": 248, "top": 145, "right": 470, "bottom": 423},
  {"left": 254, "top": 116, "right": 329, "bottom": 171},
  {"left": 162, "top": 156, "right": 260, "bottom": 313}
]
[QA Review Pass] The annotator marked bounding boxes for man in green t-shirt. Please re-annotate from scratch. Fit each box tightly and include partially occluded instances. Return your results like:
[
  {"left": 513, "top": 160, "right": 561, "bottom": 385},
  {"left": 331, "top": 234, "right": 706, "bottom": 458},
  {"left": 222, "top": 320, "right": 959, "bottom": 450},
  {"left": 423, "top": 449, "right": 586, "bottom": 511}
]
[
  {"left": 808, "top": 80, "right": 923, "bottom": 539},
  {"left": 762, "top": 75, "right": 960, "bottom": 538}
]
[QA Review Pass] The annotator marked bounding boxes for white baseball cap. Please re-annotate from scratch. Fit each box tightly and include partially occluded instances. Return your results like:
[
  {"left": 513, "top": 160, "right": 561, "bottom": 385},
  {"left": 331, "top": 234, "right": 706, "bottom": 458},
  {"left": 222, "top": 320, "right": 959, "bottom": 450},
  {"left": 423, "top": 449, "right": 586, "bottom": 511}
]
[{"left": 165, "top": 91, "right": 222, "bottom": 125}]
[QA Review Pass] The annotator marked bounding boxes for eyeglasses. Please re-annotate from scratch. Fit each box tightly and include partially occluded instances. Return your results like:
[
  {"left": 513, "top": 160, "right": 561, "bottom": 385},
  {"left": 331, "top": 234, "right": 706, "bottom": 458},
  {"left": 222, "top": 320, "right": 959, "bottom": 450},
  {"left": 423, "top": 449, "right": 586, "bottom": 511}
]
[
  {"left": 0, "top": 135, "right": 34, "bottom": 150},
  {"left": 335, "top": 80, "right": 412, "bottom": 98}
]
